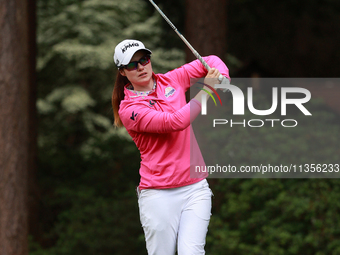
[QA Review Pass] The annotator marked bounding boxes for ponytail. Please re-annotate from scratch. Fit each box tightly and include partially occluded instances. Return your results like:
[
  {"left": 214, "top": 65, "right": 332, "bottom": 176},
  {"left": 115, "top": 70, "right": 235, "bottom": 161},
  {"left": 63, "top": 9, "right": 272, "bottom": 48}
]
[{"left": 112, "top": 71, "right": 129, "bottom": 127}]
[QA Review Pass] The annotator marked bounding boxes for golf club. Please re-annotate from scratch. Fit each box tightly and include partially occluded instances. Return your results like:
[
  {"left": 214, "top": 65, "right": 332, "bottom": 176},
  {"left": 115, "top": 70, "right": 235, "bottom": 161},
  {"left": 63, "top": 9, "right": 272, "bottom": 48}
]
[{"left": 148, "top": 0, "right": 230, "bottom": 92}]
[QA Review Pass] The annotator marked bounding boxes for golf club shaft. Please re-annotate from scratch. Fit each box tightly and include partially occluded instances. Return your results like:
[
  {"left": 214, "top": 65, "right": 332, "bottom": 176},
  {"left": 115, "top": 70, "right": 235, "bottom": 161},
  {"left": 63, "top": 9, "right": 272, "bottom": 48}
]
[{"left": 148, "top": 0, "right": 230, "bottom": 91}]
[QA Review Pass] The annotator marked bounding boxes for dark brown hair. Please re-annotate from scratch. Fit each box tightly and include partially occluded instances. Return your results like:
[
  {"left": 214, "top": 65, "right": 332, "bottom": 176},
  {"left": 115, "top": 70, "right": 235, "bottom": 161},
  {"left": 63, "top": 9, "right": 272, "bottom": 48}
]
[{"left": 112, "top": 71, "right": 129, "bottom": 127}]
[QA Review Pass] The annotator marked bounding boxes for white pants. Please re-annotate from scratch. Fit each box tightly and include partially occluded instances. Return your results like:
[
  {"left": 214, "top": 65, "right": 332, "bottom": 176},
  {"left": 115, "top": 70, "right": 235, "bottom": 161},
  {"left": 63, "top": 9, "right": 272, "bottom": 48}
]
[{"left": 137, "top": 179, "right": 213, "bottom": 255}]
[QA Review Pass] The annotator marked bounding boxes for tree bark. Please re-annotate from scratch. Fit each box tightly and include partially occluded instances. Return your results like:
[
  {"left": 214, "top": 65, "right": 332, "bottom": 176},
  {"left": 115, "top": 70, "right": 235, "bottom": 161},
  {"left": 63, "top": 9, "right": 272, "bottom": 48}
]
[
  {"left": 27, "top": 0, "right": 40, "bottom": 244},
  {"left": 185, "top": 0, "right": 228, "bottom": 63},
  {"left": 0, "top": 0, "right": 33, "bottom": 254}
]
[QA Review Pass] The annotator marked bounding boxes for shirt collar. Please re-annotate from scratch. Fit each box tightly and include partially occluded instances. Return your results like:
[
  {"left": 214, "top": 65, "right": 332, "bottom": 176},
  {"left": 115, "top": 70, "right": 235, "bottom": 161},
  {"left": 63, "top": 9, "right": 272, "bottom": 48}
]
[{"left": 127, "top": 79, "right": 156, "bottom": 97}]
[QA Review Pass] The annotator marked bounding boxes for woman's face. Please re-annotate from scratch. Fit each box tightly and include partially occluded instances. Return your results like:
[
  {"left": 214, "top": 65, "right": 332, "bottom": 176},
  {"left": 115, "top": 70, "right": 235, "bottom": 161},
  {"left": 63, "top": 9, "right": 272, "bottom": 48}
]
[{"left": 119, "top": 50, "right": 153, "bottom": 91}]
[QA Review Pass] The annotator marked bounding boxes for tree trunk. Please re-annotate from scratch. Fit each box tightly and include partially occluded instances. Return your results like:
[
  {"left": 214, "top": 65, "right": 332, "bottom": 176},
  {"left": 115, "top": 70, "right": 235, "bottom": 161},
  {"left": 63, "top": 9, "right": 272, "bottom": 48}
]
[
  {"left": 0, "top": 0, "right": 34, "bottom": 254},
  {"left": 26, "top": 0, "right": 40, "bottom": 244},
  {"left": 184, "top": 0, "right": 228, "bottom": 102},
  {"left": 185, "top": 0, "right": 229, "bottom": 193},
  {"left": 185, "top": 0, "right": 228, "bottom": 63}
]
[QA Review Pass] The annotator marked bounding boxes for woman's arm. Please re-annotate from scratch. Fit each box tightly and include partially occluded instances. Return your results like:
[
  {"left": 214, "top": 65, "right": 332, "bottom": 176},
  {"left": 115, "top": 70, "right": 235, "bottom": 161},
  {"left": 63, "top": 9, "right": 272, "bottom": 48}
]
[
  {"left": 119, "top": 99, "right": 201, "bottom": 133},
  {"left": 120, "top": 68, "right": 221, "bottom": 133},
  {"left": 167, "top": 55, "right": 230, "bottom": 91}
]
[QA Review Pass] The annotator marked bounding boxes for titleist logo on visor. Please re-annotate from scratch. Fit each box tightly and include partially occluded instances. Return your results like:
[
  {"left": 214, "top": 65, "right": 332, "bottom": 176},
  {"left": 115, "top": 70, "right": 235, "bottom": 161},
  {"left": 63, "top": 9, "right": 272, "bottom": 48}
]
[{"left": 121, "top": 42, "right": 139, "bottom": 53}]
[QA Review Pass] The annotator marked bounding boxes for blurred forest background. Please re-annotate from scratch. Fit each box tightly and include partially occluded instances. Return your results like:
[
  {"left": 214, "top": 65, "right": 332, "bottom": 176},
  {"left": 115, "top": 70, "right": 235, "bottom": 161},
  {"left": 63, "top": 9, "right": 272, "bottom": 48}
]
[{"left": 1, "top": 0, "right": 340, "bottom": 254}]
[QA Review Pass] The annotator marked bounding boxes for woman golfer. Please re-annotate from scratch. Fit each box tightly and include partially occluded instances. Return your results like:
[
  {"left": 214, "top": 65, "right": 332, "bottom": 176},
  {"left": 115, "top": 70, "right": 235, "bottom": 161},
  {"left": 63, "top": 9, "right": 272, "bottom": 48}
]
[{"left": 112, "top": 39, "right": 230, "bottom": 255}]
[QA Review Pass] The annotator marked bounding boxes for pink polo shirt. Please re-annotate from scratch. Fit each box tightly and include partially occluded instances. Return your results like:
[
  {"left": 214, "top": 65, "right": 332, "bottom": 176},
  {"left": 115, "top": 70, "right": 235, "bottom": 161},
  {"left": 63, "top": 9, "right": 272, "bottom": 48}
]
[{"left": 118, "top": 55, "right": 230, "bottom": 190}]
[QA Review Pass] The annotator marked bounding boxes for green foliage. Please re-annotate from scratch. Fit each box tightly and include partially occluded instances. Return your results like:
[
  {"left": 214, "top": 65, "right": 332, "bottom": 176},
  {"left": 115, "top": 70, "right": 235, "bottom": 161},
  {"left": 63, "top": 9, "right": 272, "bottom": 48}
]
[
  {"left": 31, "top": 188, "right": 146, "bottom": 255},
  {"left": 37, "top": 0, "right": 184, "bottom": 89},
  {"left": 207, "top": 178, "right": 340, "bottom": 255}
]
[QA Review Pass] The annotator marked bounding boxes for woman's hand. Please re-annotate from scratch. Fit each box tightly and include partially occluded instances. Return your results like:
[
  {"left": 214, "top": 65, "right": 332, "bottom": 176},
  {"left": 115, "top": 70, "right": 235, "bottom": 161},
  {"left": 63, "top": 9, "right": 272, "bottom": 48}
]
[
  {"left": 203, "top": 68, "right": 221, "bottom": 91},
  {"left": 193, "top": 68, "right": 222, "bottom": 105}
]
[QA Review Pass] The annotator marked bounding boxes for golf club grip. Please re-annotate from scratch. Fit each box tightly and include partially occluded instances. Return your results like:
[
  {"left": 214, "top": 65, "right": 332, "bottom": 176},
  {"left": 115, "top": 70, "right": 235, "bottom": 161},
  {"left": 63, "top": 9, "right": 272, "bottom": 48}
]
[
  {"left": 219, "top": 75, "right": 230, "bottom": 92},
  {"left": 192, "top": 50, "right": 211, "bottom": 71}
]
